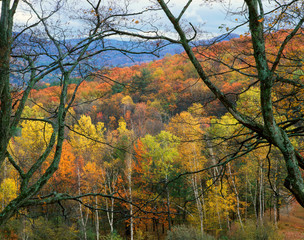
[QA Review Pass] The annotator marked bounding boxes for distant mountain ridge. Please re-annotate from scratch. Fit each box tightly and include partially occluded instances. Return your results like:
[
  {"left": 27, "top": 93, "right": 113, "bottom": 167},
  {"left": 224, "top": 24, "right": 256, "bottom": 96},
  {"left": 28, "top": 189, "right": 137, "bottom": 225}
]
[
  {"left": 89, "top": 33, "right": 240, "bottom": 67},
  {"left": 13, "top": 32, "right": 239, "bottom": 68},
  {"left": 10, "top": 32, "right": 239, "bottom": 85}
]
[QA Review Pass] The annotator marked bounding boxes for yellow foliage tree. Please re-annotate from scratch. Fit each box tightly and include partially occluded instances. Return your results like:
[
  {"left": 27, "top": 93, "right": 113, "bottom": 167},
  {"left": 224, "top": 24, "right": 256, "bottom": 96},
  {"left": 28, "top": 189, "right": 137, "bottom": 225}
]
[
  {"left": 69, "top": 115, "right": 106, "bottom": 163},
  {"left": 10, "top": 105, "right": 53, "bottom": 172},
  {"left": 0, "top": 178, "right": 17, "bottom": 209}
]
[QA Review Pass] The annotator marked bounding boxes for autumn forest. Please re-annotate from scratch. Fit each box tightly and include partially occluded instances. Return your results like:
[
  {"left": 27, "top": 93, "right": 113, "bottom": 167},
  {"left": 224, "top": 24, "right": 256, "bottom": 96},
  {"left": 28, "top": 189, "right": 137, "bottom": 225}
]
[{"left": 1, "top": 0, "right": 304, "bottom": 239}]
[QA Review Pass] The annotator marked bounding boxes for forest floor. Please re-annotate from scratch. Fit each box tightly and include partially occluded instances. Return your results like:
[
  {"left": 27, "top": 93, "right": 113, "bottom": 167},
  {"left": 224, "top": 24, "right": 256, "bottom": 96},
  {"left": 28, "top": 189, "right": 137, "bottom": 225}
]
[{"left": 279, "top": 201, "right": 304, "bottom": 239}]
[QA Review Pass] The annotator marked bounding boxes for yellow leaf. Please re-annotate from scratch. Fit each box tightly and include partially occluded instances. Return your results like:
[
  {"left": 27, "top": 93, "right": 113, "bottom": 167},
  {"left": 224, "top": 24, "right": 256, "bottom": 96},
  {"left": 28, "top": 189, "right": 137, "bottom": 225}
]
[
  {"left": 258, "top": 18, "right": 264, "bottom": 22},
  {"left": 135, "top": 20, "right": 139, "bottom": 24}
]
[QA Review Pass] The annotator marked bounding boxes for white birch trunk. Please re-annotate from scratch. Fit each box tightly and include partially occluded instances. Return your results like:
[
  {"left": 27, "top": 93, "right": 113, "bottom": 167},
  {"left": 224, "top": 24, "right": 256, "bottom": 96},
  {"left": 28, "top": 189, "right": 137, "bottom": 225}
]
[
  {"left": 165, "top": 174, "right": 171, "bottom": 231},
  {"left": 228, "top": 162, "right": 243, "bottom": 229},
  {"left": 191, "top": 175, "right": 204, "bottom": 236},
  {"left": 95, "top": 195, "right": 99, "bottom": 240},
  {"left": 207, "top": 139, "right": 222, "bottom": 228},
  {"left": 127, "top": 150, "right": 134, "bottom": 240},
  {"left": 259, "top": 161, "right": 264, "bottom": 223},
  {"left": 77, "top": 165, "right": 88, "bottom": 240}
]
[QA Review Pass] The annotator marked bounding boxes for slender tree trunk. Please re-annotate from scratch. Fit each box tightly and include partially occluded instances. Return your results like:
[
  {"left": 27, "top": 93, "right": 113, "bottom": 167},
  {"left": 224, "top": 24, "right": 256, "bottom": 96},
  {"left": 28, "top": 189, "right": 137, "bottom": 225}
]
[
  {"left": 191, "top": 175, "right": 204, "bottom": 235},
  {"left": 1, "top": 160, "right": 6, "bottom": 210},
  {"left": 215, "top": 185, "right": 222, "bottom": 229},
  {"left": 276, "top": 188, "right": 280, "bottom": 222},
  {"left": 105, "top": 174, "right": 116, "bottom": 234},
  {"left": 165, "top": 175, "right": 171, "bottom": 231},
  {"left": 105, "top": 195, "right": 114, "bottom": 233},
  {"left": 95, "top": 195, "right": 99, "bottom": 240},
  {"left": 273, "top": 159, "right": 279, "bottom": 227},
  {"left": 129, "top": 183, "right": 133, "bottom": 240},
  {"left": 190, "top": 144, "right": 204, "bottom": 236},
  {"left": 21, "top": 215, "right": 29, "bottom": 240},
  {"left": 245, "top": 172, "right": 248, "bottom": 221},
  {"left": 228, "top": 163, "right": 243, "bottom": 229},
  {"left": 207, "top": 139, "right": 219, "bottom": 176},
  {"left": 201, "top": 193, "right": 206, "bottom": 224},
  {"left": 259, "top": 161, "right": 264, "bottom": 223},
  {"left": 225, "top": 201, "right": 230, "bottom": 231},
  {"left": 127, "top": 146, "right": 134, "bottom": 240},
  {"left": 77, "top": 166, "right": 88, "bottom": 240},
  {"left": 254, "top": 179, "right": 258, "bottom": 222},
  {"left": 207, "top": 139, "right": 222, "bottom": 228}
]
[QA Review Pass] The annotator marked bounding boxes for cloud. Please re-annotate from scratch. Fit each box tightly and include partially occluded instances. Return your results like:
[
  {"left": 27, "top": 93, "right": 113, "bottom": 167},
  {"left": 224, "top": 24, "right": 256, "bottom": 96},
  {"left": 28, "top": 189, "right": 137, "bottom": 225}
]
[{"left": 12, "top": 0, "right": 254, "bottom": 38}]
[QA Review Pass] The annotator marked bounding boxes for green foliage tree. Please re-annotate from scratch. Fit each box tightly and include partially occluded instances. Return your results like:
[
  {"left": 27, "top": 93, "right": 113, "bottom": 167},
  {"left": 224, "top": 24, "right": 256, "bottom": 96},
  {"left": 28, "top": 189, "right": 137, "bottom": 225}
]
[
  {"left": 112, "top": 82, "right": 125, "bottom": 94},
  {"left": 141, "top": 131, "right": 180, "bottom": 230},
  {"left": 141, "top": 131, "right": 179, "bottom": 180},
  {"left": 130, "top": 68, "right": 151, "bottom": 94}
]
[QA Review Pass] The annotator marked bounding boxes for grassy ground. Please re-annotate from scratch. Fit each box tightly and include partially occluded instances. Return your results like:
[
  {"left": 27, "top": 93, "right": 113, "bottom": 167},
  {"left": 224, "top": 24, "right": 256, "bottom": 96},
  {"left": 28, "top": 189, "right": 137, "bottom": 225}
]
[{"left": 279, "top": 202, "right": 304, "bottom": 239}]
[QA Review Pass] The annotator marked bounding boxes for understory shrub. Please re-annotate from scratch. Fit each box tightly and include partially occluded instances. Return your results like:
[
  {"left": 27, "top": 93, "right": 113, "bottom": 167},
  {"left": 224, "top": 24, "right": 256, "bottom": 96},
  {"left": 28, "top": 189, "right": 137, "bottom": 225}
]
[
  {"left": 166, "top": 225, "right": 215, "bottom": 240},
  {"left": 230, "top": 220, "right": 282, "bottom": 240}
]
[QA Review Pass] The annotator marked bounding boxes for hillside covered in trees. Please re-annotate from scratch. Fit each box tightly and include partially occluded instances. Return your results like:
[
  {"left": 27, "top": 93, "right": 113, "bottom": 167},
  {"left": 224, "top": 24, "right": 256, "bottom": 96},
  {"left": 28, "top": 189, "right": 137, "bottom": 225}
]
[{"left": 1, "top": 27, "right": 304, "bottom": 239}]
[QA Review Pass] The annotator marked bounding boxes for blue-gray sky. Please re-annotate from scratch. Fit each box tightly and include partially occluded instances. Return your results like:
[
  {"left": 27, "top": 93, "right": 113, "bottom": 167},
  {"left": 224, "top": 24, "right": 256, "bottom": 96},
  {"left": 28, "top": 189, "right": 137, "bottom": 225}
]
[{"left": 13, "top": 0, "right": 273, "bottom": 39}]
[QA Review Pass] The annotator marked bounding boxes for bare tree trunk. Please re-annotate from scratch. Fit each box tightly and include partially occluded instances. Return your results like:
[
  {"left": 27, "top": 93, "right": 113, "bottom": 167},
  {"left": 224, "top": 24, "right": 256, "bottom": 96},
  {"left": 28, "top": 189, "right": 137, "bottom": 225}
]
[
  {"left": 214, "top": 185, "right": 222, "bottom": 229},
  {"left": 105, "top": 193, "right": 114, "bottom": 233},
  {"left": 165, "top": 174, "right": 171, "bottom": 231},
  {"left": 95, "top": 195, "right": 99, "bottom": 240},
  {"left": 105, "top": 172, "right": 118, "bottom": 235},
  {"left": 191, "top": 175, "right": 204, "bottom": 235},
  {"left": 190, "top": 144, "right": 204, "bottom": 236},
  {"left": 201, "top": 193, "right": 206, "bottom": 223},
  {"left": 130, "top": 195, "right": 133, "bottom": 240},
  {"left": 245, "top": 172, "right": 248, "bottom": 221},
  {"left": 228, "top": 163, "right": 243, "bottom": 229},
  {"left": 273, "top": 159, "right": 279, "bottom": 228},
  {"left": 1, "top": 160, "right": 6, "bottom": 210},
  {"left": 21, "top": 216, "right": 29, "bottom": 240},
  {"left": 254, "top": 179, "right": 258, "bottom": 222},
  {"left": 207, "top": 139, "right": 222, "bottom": 228},
  {"left": 225, "top": 201, "right": 230, "bottom": 231},
  {"left": 259, "top": 161, "right": 264, "bottom": 223},
  {"left": 77, "top": 166, "right": 88, "bottom": 240},
  {"left": 127, "top": 158, "right": 134, "bottom": 239}
]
